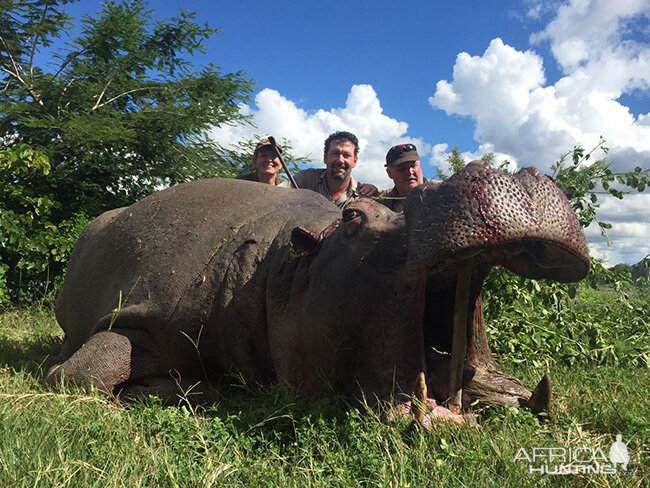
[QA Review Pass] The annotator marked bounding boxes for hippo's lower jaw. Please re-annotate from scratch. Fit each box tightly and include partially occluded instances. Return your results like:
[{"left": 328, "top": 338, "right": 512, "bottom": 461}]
[
  {"left": 424, "top": 353, "right": 551, "bottom": 413},
  {"left": 415, "top": 258, "right": 555, "bottom": 415}
]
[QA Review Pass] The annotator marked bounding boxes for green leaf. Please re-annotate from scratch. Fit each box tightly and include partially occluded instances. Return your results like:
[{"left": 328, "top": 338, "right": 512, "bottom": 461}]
[{"left": 1, "top": 0, "right": 253, "bottom": 302}]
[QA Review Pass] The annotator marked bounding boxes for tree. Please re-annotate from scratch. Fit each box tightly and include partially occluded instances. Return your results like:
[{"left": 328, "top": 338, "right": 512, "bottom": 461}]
[
  {"left": 550, "top": 137, "right": 649, "bottom": 242},
  {"left": 436, "top": 145, "right": 497, "bottom": 179},
  {"left": 0, "top": 0, "right": 253, "bottom": 301}
]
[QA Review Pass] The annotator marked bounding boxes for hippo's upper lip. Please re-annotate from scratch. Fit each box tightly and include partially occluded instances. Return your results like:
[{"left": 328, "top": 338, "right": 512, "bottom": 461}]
[{"left": 419, "top": 239, "right": 590, "bottom": 283}]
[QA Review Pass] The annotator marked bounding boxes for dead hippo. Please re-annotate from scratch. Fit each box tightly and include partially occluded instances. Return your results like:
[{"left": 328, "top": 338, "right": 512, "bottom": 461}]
[{"left": 46, "top": 160, "right": 590, "bottom": 419}]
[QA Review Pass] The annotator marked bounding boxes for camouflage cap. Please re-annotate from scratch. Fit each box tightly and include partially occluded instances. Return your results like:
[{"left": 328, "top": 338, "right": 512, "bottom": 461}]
[{"left": 255, "top": 138, "right": 283, "bottom": 155}]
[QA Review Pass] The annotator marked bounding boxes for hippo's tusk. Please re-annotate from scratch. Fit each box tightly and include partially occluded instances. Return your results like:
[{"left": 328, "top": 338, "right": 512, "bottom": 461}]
[
  {"left": 526, "top": 373, "right": 552, "bottom": 415},
  {"left": 413, "top": 371, "right": 428, "bottom": 423},
  {"left": 448, "top": 263, "right": 472, "bottom": 414}
]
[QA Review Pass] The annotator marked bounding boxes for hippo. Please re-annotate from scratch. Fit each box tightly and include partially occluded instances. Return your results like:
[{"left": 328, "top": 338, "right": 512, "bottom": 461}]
[{"left": 46, "top": 160, "right": 590, "bottom": 419}]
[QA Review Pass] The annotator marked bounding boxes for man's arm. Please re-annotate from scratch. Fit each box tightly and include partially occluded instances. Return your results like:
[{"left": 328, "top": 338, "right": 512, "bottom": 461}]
[
  {"left": 291, "top": 169, "right": 322, "bottom": 191},
  {"left": 358, "top": 183, "right": 379, "bottom": 197}
]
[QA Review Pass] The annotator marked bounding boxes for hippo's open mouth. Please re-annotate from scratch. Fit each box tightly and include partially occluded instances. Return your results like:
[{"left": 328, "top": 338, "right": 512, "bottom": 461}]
[
  {"left": 402, "top": 162, "right": 591, "bottom": 417},
  {"left": 418, "top": 252, "right": 562, "bottom": 414}
]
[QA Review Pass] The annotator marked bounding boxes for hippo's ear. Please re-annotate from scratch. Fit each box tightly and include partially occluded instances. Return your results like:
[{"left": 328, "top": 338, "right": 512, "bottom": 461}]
[{"left": 291, "top": 226, "right": 323, "bottom": 256}]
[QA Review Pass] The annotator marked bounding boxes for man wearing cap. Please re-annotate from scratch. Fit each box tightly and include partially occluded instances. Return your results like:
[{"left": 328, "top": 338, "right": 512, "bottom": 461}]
[
  {"left": 236, "top": 137, "right": 285, "bottom": 186},
  {"left": 379, "top": 143, "right": 435, "bottom": 213}
]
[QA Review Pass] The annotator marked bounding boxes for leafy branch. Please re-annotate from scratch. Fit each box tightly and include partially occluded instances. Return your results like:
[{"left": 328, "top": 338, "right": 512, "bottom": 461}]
[{"left": 550, "top": 136, "right": 649, "bottom": 242}]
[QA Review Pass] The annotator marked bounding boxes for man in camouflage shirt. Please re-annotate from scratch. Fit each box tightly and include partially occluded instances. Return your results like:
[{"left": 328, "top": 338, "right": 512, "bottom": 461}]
[
  {"left": 379, "top": 143, "right": 437, "bottom": 213},
  {"left": 292, "top": 131, "right": 377, "bottom": 208}
]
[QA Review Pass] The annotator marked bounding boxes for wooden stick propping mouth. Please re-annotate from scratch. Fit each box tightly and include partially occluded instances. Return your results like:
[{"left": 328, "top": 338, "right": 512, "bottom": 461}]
[{"left": 448, "top": 263, "right": 472, "bottom": 415}]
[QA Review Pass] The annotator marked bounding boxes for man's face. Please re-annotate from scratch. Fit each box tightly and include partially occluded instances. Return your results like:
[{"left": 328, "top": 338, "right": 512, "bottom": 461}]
[
  {"left": 324, "top": 140, "right": 358, "bottom": 182},
  {"left": 386, "top": 160, "right": 423, "bottom": 197},
  {"left": 253, "top": 146, "right": 281, "bottom": 176}
]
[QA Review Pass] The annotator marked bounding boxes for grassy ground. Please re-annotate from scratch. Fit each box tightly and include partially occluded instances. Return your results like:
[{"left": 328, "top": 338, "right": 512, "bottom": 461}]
[{"left": 1, "top": 289, "right": 648, "bottom": 487}]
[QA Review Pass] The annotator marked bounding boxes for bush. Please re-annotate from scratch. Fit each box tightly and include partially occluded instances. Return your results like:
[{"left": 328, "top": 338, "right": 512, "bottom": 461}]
[{"left": 0, "top": 145, "right": 90, "bottom": 303}]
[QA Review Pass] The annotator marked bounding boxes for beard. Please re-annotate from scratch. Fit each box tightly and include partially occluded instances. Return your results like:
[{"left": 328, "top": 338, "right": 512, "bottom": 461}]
[{"left": 329, "top": 164, "right": 350, "bottom": 181}]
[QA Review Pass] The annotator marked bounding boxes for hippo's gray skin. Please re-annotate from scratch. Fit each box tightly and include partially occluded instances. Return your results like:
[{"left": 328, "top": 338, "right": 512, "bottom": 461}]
[{"left": 47, "top": 161, "right": 590, "bottom": 412}]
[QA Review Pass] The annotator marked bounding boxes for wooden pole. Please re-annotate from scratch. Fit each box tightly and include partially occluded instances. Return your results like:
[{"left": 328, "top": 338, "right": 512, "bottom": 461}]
[{"left": 448, "top": 263, "right": 472, "bottom": 414}]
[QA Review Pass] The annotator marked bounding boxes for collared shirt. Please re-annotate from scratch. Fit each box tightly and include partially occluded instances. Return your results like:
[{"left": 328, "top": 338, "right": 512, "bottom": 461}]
[
  {"left": 378, "top": 178, "right": 438, "bottom": 213},
  {"left": 291, "top": 168, "right": 360, "bottom": 208}
]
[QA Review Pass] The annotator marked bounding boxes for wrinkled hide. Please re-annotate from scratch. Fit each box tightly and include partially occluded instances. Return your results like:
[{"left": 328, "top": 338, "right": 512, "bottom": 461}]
[{"left": 47, "top": 164, "right": 589, "bottom": 412}]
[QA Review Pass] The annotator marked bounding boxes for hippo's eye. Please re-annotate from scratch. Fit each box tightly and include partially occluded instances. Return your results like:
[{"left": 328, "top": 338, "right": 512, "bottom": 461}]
[{"left": 342, "top": 208, "right": 362, "bottom": 222}]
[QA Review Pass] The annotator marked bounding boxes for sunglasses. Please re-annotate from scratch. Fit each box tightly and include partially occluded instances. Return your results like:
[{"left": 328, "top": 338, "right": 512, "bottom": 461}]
[{"left": 391, "top": 143, "right": 417, "bottom": 154}]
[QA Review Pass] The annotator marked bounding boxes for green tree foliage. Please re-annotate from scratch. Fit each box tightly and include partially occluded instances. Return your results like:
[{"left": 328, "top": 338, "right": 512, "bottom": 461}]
[
  {"left": 436, "top": 145, "right": 496, "bottom": 179},
  {"left": 0, "top": 144, "right": 89, "bottom": 303},
  {"left": 0, "top": 0, "right": 253, "bottom": 301},
  {"left": 550, "top": 137, "right": 649, "bottom": 243}
]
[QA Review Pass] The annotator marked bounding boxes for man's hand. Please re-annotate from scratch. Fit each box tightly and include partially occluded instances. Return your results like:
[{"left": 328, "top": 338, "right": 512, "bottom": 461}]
[{"left": 358, "top": 183, "right": 379, "bottom": 197}]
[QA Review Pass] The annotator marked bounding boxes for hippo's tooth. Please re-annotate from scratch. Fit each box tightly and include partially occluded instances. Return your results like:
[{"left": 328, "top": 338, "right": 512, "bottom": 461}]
[
  {"left": 525, "top": 373, "right": 551, "bottom": 415},
  {"left": 412, "top": 371, "right": 428, "bottom": 424}
]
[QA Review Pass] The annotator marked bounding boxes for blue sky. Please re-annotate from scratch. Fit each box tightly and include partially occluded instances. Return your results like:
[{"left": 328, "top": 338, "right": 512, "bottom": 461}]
[
  {"left": 61, "top": 1, "right": 650, "bottom": 264},
  {"left": 61, "top": 0, "right": 563, "bottom": 152}
]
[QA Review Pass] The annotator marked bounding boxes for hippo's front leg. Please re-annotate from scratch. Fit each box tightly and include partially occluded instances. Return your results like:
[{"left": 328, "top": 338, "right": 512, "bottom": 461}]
[
  {"left": 45, "top": 330, "right": 137, "bottom": 394},
  {"left": 45, "top": 329, "right": 210, "bottom": 403}
]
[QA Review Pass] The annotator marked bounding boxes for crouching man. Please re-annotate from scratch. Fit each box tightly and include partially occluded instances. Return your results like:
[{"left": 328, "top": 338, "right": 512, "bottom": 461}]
[
  {"left": 292, "top": 131, "right": 378, "bottom": 208},
  {"left": 379, "top": 143, "right": 437, "bottom": 212}
]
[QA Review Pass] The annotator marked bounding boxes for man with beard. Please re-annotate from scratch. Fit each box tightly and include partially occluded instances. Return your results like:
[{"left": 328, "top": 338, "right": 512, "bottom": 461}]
[
  {"left": 291, "top": 131, "right": 378, "bottom": 208},
  {"left": 236, "top": 137, "right": 286, "bottom": 185},
  {"left": 379, "top": 143, "right": 437, "bottom": 212}
]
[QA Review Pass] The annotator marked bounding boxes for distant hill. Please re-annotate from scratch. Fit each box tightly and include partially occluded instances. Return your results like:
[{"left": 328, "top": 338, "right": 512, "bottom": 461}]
[{"left": 610, "top": 257, "right": 650, "bottom": 283}]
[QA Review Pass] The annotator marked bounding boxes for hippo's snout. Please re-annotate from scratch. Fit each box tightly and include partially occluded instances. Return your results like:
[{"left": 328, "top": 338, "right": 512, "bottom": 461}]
[{"left": 404, "top": 161, "right": 590, "bottom": 281}]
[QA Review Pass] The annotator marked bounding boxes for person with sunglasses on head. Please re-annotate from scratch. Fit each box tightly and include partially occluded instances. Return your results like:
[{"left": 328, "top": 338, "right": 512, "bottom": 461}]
[
  {"left": 291, "top": 131, "right": 378, "bottom": 208},
  {"left": 236, "top": 137, "right": 286, "bottom": 186},
  {"left": 379, "top": 143, "right": 437, "bottom": 212}
]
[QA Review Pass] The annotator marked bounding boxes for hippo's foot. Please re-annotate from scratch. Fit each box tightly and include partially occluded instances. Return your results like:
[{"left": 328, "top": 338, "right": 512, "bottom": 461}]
[{"left": 44, "top": 330, "right": 134, "bottom": 395}]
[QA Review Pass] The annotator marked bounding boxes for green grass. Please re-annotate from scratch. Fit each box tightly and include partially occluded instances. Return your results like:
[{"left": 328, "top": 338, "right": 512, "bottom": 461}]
[{"left": 1, "top": 289, "right": 649, "bottom": 487}]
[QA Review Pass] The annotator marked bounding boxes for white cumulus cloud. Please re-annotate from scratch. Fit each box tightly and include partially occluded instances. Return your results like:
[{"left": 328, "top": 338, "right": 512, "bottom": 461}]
[
  {"left": 209, "top": 85, "right": 429, "bottom": 187},
  {"left": 430, "top": 1, "right": 650, "bottom": 174},
  {"left": 429, "top": 0, "right": 650, "bottom": 264}
]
